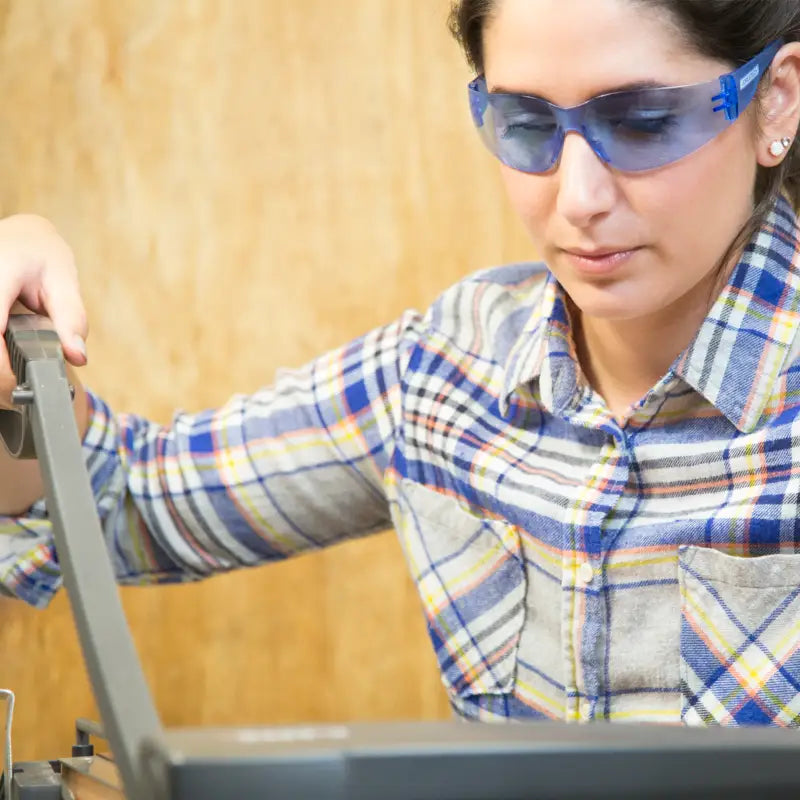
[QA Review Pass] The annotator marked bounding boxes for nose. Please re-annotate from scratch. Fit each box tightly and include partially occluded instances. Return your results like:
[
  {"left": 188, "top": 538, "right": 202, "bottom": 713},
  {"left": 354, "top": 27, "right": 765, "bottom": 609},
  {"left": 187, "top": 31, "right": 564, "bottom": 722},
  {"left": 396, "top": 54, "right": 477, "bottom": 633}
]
[{"left": 555, "top": 131, "right": 617, "bottom": 227}]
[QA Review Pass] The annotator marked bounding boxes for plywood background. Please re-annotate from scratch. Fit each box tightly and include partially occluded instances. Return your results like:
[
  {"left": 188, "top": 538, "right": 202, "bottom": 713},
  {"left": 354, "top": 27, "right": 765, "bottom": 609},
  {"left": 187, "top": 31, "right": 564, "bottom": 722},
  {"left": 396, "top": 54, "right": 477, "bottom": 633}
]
[{"left": 0, "top": 0, "right": 533, "bottom": 760}]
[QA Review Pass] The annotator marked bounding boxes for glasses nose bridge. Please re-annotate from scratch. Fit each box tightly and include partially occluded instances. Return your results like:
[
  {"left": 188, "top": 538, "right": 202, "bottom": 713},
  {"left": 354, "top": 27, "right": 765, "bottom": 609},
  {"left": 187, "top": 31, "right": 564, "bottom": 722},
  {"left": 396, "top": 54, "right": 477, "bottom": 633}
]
[{"left": 551, "top": 104, "right": 611, "bottom": 165}]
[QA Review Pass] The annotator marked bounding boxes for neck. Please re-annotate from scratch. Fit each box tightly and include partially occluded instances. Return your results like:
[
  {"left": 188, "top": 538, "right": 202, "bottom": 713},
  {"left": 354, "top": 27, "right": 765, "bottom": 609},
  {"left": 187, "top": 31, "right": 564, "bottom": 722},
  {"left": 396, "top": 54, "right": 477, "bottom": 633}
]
[{"left": 570, "top": 272, "right": 723, "bottom": 421}]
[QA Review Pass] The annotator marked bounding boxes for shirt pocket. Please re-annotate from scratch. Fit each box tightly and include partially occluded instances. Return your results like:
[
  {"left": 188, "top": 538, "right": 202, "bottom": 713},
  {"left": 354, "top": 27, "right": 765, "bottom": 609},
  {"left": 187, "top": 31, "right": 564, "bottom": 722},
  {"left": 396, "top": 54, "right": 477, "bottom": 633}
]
[
  {"left": 397, "top": 480, "right": 527, "bottom": 700},
  {"left": 679, "top": 545, "right": 800, "bottom": 727}
]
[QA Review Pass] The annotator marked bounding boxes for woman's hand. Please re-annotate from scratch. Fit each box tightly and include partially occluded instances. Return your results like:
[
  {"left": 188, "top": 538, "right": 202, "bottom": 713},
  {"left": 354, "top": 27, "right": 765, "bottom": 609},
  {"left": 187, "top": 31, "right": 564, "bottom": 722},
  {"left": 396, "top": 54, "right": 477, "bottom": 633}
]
[{"left": 0, "top": 214, "right": 88, "bottom": 408}]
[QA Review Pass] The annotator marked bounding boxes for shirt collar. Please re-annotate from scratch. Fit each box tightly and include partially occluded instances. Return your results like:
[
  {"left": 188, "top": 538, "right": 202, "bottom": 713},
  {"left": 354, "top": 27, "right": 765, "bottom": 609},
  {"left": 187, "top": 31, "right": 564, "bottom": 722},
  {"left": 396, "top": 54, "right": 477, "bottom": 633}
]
[
  {"left": 500, "top": 195, "right": 800, "bottom": 430},
  {"left": 675, "top": 194, "right": 800, "bottom": 433},
  {"left": 500, "top": 270, "right": 579, "bottom": 418}
]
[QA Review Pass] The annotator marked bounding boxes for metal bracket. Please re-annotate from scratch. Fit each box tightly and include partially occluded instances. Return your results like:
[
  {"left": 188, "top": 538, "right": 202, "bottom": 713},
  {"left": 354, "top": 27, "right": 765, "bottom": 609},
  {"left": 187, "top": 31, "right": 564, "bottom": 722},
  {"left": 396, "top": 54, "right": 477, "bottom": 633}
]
[{"left": 0, "top": 316, "right": 70, "bottom": 460}]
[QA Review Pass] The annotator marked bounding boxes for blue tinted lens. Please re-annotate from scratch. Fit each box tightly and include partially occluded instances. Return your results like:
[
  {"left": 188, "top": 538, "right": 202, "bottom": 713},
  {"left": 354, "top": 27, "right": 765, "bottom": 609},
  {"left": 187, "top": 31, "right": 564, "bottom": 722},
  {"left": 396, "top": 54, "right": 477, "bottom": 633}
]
[
  {"left": 468, "top": 79, "right": 730, "bottom": 173},
  {"left": 587, "top": 83, "right": 730, "bottom": 171},
  {"left": 467, "top": 40, "right": 782, "bottom": 174},
  {"left": 469, "top": 86, "right": 563, "bottom": 172}
]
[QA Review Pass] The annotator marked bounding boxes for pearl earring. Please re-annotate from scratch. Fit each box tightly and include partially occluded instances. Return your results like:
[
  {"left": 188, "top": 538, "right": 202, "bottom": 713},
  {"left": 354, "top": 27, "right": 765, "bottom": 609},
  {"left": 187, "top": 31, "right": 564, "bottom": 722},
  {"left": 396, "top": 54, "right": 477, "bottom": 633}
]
[{"left": 769, "top": 137, "right": 793, "bottom": 157}]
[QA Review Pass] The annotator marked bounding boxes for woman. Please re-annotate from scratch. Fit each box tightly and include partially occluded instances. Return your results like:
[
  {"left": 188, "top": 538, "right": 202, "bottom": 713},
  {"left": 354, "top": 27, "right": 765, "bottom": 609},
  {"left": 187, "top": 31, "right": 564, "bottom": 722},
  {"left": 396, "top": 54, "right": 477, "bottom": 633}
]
[{"left": 0, "top": 0, "right": 799, "bottom": 726}]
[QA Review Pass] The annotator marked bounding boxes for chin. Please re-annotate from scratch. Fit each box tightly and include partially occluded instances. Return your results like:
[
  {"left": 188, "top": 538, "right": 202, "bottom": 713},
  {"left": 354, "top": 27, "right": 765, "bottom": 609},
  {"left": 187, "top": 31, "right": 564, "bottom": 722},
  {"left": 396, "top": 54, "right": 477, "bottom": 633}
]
[
  {"left": 573, "top": 301, "right": 652, "bottom": 322},
  {"left": 559, "top": 280, "right": 657, "bottom": 322}
]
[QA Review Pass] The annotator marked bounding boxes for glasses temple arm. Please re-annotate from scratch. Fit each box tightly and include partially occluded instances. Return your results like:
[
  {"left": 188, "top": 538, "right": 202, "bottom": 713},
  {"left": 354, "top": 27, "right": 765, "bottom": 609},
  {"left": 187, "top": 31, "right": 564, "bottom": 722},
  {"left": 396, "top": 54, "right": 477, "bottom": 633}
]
[{"left": 713, "top": 40, "right": 784, "bottom": 122}]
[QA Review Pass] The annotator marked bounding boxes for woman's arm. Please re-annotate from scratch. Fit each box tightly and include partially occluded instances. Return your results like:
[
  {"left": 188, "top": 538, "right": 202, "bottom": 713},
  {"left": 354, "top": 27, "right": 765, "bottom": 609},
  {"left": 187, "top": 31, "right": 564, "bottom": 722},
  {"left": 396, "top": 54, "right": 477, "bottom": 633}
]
[{"left": 0, "top": 310, "right": 424, "bottom": 607}]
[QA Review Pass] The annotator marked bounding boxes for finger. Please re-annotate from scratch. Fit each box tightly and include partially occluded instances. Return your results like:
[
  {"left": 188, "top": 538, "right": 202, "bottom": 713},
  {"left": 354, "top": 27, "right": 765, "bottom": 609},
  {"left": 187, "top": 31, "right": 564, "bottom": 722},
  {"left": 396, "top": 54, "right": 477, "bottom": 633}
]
[
  {"left": 0, "top": 275, "right": 27, "bottom": 341},
  {"left": 0, "top": 280, "right": 27, "bottom": 406},
  {"left": 38, "top": 274, "right": 89, "bottom": 367}
]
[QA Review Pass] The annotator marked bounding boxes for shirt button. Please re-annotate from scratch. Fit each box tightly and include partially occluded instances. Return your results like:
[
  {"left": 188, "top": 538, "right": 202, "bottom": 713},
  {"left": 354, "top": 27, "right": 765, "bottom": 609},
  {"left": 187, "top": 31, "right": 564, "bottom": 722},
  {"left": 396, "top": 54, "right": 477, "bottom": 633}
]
[
  {"left": 579, "top": 700, "right": 592, "bottom": 722},
  {"left": 577, "top": 561, "right": 594, "bottom": 585}
]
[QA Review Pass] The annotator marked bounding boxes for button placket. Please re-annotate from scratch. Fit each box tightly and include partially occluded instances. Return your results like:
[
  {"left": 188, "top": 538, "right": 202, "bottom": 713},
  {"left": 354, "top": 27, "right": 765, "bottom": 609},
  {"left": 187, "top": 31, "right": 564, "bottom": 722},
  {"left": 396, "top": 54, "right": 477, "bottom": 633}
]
[{"left": 563, "top": 434, "right": 630, "bottom": 722}]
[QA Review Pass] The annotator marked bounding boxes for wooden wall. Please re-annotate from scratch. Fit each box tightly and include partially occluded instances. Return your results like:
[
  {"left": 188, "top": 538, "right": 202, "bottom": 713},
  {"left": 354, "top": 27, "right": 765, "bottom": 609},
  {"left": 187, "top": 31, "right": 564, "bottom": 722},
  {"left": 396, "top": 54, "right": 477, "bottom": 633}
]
[{"left": 0, "top": 0, "right": 532, "bottom": 760}]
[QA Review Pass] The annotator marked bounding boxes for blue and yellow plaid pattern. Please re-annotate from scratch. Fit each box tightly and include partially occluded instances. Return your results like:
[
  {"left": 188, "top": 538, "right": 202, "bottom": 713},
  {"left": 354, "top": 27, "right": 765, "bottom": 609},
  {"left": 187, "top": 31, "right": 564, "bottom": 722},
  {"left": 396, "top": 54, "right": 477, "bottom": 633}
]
[{"left": 2, "top": 196, "right": 800, "bottom": 726}]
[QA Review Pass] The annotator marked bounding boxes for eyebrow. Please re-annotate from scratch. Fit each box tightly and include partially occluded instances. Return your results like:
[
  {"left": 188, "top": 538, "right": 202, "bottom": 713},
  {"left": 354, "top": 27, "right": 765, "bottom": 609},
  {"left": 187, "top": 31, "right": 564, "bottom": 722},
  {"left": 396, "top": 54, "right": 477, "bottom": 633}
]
[{"left": 488, "top": 80, "right": 669, "bottom": 100}]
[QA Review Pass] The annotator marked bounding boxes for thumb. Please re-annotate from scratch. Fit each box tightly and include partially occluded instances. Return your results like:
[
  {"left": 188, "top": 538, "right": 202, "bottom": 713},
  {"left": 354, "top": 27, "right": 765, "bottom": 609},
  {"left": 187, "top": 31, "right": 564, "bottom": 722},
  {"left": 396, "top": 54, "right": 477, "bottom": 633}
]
[{"left": 36, "top": 277, "right": 89, "bottom": 367}]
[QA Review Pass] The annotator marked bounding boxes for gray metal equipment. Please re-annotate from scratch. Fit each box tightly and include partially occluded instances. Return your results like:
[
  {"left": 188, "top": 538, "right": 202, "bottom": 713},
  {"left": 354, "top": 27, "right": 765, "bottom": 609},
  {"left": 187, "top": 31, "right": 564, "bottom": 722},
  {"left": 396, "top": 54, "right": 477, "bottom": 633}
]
[{"left": 3, "top": 314, "right": 800, "bottom": 799}]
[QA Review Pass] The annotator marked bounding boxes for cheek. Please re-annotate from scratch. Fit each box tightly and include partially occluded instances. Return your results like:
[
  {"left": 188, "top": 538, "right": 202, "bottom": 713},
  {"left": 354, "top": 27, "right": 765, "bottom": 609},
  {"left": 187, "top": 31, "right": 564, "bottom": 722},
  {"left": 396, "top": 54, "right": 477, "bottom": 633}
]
[
  {"left": 637, "top": 132, "right": 757, "bottom": 268},
  {"left": 499, "top": 165, "right": 551, "bottom": 237}
]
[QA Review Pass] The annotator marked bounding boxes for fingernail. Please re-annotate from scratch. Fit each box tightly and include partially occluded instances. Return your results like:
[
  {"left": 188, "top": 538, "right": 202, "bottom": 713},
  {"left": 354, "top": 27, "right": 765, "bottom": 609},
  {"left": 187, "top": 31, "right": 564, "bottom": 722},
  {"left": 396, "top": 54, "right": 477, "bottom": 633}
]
[{"left": 72, "top": 334, "right": 87, "bottom": 361}]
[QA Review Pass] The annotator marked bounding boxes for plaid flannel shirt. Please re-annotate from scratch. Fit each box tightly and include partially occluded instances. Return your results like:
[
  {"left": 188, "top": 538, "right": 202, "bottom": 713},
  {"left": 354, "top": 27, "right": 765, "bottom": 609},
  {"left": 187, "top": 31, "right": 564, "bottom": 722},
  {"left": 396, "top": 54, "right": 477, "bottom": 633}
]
[{"left": 3, "top": 196, "right": 800, "bottom": 726}]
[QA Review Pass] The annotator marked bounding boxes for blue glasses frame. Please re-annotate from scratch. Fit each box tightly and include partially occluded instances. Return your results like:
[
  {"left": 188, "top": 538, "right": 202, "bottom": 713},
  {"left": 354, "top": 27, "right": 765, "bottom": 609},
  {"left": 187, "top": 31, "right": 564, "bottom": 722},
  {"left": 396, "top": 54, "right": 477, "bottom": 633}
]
[{"left": 468, "top": 40, "right": 783, "bottom": 174}]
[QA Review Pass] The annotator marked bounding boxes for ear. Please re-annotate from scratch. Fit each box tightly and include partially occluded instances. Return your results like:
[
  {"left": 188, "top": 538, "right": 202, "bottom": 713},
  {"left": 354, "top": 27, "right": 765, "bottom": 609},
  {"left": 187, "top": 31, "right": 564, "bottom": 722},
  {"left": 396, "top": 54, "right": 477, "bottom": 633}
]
[{"left": 755, "top": 42, "right": 800, "bottom": 167}]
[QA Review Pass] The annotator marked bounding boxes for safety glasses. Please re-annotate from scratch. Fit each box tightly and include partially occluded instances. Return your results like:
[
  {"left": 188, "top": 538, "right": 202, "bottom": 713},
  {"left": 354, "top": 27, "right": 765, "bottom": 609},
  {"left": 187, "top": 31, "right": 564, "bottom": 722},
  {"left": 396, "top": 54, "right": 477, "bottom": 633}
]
[{"left": 468, "top": 40, "right": 782, "bottom": 174}]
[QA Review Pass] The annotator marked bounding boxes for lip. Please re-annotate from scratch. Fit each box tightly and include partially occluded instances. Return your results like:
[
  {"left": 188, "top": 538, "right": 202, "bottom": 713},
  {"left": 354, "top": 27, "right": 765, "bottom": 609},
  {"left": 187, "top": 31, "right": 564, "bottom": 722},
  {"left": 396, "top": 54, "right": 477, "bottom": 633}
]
[
  {"left": 560, "top": 246, "right": 643, "bottom": 276},
  {"left": 565, "top": 247, "right": 639, "bottom": 257}
]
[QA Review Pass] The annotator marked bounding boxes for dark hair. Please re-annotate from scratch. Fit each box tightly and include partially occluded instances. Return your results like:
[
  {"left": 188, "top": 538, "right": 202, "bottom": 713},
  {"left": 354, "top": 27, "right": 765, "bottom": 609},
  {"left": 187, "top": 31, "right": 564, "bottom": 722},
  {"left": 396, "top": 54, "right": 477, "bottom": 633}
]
[{"left": 448, "top": 0, "right": 800, "bottom": 275}]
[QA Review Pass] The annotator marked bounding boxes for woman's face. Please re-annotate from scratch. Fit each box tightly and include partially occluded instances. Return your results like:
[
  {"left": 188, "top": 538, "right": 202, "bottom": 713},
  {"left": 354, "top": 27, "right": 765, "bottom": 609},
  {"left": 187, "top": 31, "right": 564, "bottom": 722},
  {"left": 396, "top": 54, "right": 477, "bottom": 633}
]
[{"left": 482, "top": 0, "right": 760, "bottom": 323}]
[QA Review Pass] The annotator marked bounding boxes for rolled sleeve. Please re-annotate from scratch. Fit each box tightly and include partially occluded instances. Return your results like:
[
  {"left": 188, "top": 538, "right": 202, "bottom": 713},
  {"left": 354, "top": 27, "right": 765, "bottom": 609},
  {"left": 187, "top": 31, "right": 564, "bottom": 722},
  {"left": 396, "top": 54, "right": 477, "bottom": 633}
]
[{"left": 0, "top": 310, "right": 425, "bottom": 607}]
